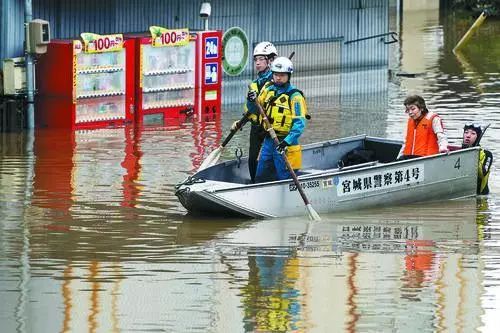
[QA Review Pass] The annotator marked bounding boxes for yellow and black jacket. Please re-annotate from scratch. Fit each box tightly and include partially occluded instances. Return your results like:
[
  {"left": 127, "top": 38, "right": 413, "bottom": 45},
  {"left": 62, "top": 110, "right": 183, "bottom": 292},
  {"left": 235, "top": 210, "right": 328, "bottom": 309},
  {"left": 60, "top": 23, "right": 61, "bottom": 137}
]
[
  {"left": 247, "top": 82, "right": 307, "bottom": 145},
  {"left": 244, "top": 70, "right": 274, "bottom": 124},
  {"left": 478, "top": 148, "right": 493, "bottom": 195}
]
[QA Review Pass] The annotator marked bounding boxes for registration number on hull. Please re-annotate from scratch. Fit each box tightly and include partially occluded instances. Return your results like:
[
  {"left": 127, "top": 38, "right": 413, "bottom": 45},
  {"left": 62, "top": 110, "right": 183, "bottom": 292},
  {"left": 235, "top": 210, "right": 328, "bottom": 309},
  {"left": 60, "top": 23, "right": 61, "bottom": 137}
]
[{"left": 289, "top": 180, "right": 320, "bottom": 192}]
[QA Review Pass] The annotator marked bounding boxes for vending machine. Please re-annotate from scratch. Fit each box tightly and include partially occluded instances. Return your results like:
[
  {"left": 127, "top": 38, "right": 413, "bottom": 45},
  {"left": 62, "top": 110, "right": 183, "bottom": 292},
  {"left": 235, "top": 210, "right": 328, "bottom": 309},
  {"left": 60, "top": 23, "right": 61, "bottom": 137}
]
[
  {"left": 194, "top": 30, "right": 223, "bottom": 120},
  {"left": 36, "top": 33, "right": 135, "bottom": 130},
  {"left": 134, "top": 27, "right": 222, "bottom": 125}
]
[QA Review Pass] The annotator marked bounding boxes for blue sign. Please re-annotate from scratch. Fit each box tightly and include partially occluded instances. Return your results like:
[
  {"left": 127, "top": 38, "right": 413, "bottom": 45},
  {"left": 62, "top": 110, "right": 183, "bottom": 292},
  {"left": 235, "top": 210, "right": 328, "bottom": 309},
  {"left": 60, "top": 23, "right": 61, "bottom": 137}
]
[
  {"left": 205, "top": 63, "right": 218, "bottom": 84},
  {"left": 205, "top": 37, "right": 218, "bottom": 58}
]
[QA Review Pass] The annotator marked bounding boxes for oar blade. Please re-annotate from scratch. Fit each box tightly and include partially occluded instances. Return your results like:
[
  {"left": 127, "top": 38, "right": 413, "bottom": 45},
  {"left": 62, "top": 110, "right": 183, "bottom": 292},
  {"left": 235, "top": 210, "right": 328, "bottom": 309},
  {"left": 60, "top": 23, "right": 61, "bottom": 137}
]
[
  {"left": 198, "top": 147, "right": 223, "bottom": 172},
  {"left": 306, "top": 204, "right": 321, "bottom": 221}
]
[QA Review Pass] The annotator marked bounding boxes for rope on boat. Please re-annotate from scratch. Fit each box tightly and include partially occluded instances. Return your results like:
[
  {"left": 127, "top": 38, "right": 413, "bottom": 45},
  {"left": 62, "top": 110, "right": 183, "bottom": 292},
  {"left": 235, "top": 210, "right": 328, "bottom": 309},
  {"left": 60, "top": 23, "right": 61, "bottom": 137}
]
[
  {"left": 175, "top": 176, "right": 206, "bottom": 206},
  {"left": 174, "top": 176, "right": 206, "bottom": 190}
]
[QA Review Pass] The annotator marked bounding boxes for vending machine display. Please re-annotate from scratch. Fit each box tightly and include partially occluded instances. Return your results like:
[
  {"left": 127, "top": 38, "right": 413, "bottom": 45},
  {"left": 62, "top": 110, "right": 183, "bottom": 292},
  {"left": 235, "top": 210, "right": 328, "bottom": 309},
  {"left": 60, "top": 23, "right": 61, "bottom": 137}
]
[
  {"left": 36, "top": 33, "right": 135, "bottom": 130},
  {"left": 134, "top": 28, "right": 222, "bottom": 125},
  {"left": 134, "top": 27, "right": 194, "bottom": 124}
]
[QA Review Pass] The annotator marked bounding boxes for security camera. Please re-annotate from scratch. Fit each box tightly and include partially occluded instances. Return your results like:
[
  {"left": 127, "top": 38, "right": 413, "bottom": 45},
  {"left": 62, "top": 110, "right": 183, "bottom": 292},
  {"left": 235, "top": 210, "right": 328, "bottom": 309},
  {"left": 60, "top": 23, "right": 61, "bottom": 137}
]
[{"left": 200, "top": 2, "right": 211, "bottom": 18}]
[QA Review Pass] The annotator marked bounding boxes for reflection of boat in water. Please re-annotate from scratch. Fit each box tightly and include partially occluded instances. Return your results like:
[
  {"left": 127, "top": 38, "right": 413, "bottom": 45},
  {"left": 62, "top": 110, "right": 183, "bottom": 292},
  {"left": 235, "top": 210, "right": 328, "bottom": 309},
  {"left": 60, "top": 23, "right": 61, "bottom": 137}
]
[
  {"left": 208, "top": 199, "right": 483, "bottom": 332},
  {"left": 175, "top": 135, "right": 479, "bottom": 218},
  {"left": 214, "top": 199, "right": 479, "bottom": 252}
]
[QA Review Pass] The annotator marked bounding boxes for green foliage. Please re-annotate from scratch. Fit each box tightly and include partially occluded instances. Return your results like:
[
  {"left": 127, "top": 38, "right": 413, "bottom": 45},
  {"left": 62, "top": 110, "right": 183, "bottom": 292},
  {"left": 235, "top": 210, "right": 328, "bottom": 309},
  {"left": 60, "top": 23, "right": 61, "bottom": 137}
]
[
  {"left": 449, "top": 0, "right": 500, "bottom": 15},
  {"left": 459, "top": 23, "right": 500, "bottom": 75}
]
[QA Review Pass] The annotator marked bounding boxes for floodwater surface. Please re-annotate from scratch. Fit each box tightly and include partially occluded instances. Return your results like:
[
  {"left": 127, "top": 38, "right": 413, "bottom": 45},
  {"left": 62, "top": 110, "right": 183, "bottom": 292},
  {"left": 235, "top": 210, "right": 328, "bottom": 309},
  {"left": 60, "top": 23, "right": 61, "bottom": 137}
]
[{"left": 1, "top": 10, "right": 500, "bottom": 333}]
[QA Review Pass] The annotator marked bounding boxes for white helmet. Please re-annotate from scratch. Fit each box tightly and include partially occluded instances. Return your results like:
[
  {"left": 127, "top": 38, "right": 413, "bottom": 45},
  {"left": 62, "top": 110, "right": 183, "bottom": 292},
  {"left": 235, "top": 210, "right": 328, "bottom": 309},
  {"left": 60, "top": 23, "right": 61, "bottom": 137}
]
[
  {"left": 253, "top": 41, "right": 278, "bottom": 58},
  {"left": 270, "top": 57, "right": 294, "bottom": 73}
]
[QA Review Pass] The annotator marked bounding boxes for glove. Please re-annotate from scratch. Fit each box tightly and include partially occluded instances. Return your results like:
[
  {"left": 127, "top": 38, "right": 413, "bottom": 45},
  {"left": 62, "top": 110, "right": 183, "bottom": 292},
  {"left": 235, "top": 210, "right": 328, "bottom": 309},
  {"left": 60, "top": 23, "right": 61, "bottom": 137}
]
[
  {"left": 247, "top": 90, "right": 258, "bottom": 102},
  {"left": 230, "top": 120, "right": 241, "bottom": 131},
  {"left": 276, "top": 140, "right": 289, "bottom": 154}
]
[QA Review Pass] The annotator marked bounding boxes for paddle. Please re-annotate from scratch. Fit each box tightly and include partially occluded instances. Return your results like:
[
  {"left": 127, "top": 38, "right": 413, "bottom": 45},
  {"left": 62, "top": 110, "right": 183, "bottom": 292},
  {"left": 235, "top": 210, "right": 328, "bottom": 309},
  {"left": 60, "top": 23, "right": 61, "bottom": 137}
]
[
  {"left": 476, "top": 123, "right": 491, "bottom": 146},
  {"left": 197, "top": 114, "right": 248, "bottom": 171},
  {"left": 254, "top": 102, "right": 321, "bottom": 221}
]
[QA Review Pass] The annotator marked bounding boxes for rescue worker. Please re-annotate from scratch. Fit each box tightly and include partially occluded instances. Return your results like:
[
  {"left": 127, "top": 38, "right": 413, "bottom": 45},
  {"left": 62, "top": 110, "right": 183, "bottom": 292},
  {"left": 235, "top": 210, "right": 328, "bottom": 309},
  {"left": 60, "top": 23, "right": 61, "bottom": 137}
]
[
  {"left": 246, "top": 57, "right": 307, "bottom": 182},
  {"left": 398, "top": 95, "right": 449, "bottom": 160},
  {"left": 462, "top": 123, "right": 493, "bottom": 195},
  {"left": 231, "top": 41, "right": 278, "bottom": 183}
]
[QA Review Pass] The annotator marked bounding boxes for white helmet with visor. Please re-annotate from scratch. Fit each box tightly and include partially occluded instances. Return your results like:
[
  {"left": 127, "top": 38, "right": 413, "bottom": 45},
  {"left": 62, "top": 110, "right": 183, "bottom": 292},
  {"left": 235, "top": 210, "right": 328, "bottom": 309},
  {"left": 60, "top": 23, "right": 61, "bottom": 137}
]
[{"left": 270, "top": 57, "right": 294, "bottom": 73}]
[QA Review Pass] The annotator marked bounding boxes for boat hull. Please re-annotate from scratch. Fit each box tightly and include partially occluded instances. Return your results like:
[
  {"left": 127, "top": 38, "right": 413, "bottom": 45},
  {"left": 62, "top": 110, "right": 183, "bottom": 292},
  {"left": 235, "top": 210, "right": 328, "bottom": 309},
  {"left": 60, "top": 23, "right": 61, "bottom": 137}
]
[{"left": 175, "top": 136, "right": 479, "bottom": 218}]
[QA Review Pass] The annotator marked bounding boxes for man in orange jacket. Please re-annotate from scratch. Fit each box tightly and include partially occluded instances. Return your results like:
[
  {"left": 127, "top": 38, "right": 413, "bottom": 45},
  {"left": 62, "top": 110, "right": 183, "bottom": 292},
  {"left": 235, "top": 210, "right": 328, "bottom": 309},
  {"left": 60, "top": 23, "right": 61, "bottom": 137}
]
[{"left": 397, "top": 95, "right": 449, "bottom": 160}]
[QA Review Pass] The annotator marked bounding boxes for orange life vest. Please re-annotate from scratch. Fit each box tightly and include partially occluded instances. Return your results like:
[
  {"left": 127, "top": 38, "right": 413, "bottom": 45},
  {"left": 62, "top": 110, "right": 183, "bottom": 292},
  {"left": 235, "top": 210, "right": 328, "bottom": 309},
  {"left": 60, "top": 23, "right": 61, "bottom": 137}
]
[{"left": 403, "top": 112, "right": 441, "bottom": 156}]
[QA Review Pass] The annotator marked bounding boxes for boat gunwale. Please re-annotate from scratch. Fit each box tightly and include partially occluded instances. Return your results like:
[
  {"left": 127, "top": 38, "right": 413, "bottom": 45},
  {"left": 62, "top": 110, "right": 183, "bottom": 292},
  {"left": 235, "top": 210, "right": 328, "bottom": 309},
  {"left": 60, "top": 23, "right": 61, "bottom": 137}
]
[{"left": 199, "top": 145, "right": 480, "bottom": 194}]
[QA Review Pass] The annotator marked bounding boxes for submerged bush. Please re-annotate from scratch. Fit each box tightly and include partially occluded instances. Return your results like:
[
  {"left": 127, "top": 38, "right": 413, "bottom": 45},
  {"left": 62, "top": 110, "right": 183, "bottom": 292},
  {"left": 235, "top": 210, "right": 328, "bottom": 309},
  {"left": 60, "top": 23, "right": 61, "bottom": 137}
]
[{"left": 448, "top": 0, "right": 500, "bottom": 16}]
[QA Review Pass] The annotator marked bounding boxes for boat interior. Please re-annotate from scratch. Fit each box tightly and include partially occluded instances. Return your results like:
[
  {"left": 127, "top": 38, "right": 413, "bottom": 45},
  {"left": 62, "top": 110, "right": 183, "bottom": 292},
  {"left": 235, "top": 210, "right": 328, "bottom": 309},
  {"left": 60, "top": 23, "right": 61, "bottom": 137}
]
[{"left": 194, "top": 135, "right": 402, "bottom": 184}]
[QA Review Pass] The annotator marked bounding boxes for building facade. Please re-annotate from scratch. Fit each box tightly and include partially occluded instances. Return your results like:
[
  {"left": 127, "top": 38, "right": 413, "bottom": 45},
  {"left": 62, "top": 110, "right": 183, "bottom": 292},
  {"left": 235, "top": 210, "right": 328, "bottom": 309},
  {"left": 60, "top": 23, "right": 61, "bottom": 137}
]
[{"left": 1, "top": 0, "right": 391, "bottom": 71}]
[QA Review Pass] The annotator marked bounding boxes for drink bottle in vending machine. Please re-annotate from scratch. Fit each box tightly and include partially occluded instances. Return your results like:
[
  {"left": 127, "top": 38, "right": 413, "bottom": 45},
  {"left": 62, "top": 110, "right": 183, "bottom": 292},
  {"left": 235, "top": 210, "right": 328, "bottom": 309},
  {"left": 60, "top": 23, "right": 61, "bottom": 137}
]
[{"left": 36, "top": 33, "right": 135, "bottom": 130}]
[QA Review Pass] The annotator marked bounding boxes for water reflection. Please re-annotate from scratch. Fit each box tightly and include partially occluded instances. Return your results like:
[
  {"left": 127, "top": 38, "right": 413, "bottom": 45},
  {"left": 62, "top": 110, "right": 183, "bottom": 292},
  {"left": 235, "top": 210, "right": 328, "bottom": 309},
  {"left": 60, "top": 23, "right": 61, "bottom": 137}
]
[
  {"left": 21, "top": 199, "right": 486, "bottom": 333},
  {"left": 27, "top": 113, "right": 222, "bottom": 225},
  {"left": 206, "top": 200, "right": 482, "bottom": 332}
]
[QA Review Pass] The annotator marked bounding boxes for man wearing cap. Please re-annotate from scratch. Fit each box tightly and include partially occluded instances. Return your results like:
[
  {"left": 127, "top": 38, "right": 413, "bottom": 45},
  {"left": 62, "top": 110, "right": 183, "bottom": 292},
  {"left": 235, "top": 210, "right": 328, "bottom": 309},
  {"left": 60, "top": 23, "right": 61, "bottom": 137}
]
[{"left": 462, "top": 123, "right": 493, "bottom": 195}]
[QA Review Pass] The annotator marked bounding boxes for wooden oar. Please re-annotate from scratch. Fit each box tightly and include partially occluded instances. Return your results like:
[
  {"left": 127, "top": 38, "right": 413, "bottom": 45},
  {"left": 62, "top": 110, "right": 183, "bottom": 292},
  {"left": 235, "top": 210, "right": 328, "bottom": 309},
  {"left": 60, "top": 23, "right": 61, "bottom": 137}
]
[
  {"left": 197, "top": 114, "right": 247, "bottom": 171},
  {"left": 255, "top": 102, "right": 321, "bottom": 221}
]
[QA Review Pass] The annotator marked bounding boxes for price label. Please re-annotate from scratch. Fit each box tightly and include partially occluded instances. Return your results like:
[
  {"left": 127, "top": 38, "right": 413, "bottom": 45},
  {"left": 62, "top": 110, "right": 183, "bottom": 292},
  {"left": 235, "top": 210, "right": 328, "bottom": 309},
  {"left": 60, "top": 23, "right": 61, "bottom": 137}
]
[
  {"left": 80, "top": 33, "right": 124, "bottom": 53},
  {"left": 149, "top": 26, "right": 189, "bottom": 47},
  {"left": 72, "top": 41, "right": 80, "bottom": 103}
]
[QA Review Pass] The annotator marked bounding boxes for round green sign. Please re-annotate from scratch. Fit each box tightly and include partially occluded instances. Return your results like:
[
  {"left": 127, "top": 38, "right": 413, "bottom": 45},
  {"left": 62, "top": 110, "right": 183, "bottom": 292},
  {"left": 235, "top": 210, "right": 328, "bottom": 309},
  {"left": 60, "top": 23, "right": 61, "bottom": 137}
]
[{"left": 222, "top": 27, "right": 249, "bottom": 76}]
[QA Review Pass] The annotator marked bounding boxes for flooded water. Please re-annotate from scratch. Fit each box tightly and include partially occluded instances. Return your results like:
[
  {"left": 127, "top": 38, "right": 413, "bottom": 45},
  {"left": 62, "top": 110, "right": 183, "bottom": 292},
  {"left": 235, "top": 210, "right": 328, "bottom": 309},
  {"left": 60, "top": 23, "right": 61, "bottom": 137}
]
[{"left": 1, "top": 10, "right": 500, "bottom": 333}]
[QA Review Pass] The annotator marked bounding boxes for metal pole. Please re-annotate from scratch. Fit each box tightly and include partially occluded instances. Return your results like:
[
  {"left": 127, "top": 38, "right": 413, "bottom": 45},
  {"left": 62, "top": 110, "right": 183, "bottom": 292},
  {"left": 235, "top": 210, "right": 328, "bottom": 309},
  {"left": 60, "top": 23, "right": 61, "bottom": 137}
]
[
  {"left": 204, "top": 18, "right": 208, "bottom": 31},
  {"left": 397, "top": 0, "right": 402, "bottom": 36},
  {"left": 24, "top": 0, "right": 35, "bottom": 130},
  {"left": 453, "top": 11, "right": 487, "bottom": 54}
]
